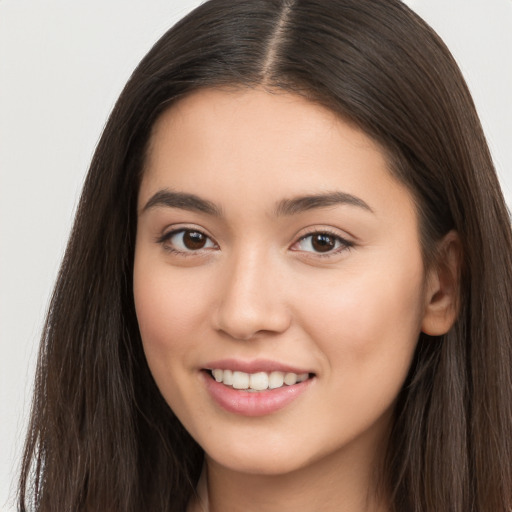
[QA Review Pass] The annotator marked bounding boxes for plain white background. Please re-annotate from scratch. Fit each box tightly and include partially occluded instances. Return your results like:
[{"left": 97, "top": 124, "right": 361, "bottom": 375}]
[{"left": 1, "top": 1, "right": 511, "bottom": 510}]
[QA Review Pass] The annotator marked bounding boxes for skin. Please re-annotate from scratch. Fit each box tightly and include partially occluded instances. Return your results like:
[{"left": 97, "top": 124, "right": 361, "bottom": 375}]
[{"left": 133, "top": 88, "right": 459, "bottom": 512}]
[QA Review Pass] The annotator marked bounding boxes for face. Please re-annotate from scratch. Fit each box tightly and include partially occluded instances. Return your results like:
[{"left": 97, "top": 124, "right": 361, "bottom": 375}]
[{"left": 134, "top": 88, "right": 432, "bottom": 476}]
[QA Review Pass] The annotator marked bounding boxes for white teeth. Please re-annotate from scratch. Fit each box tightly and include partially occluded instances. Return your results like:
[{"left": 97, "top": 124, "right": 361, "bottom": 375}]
[
  {"left": 268, "top": 371, "right": 284, "bottom": 389},
  {"left": 223, "top": 369, "right": 233, "bottom": 385},
  {"left": 284, "top": 372, "right": 297, "bottom": 385},
  {"left": 249, "top": 372, "right": 269, "bottom": 391},
  {"left": 210, "top": 369, "right": 311, "bottom": 391},
  {"left": 232, "top": 371, "right": 250, "bottom": 389}
]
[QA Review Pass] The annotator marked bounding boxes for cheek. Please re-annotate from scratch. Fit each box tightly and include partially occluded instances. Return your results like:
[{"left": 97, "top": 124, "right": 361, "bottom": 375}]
[
  {"left": 132, "top": 255, "right": 213, "bottom": 420},
  {"left": 299, "top": 258, "right": 426, "bottom": 376},
  {"left": 134, "top": 277, "right": 184, "bottom": 352},
  {"left": 133, "top": 251, "right": 208, "bottom": 368}
]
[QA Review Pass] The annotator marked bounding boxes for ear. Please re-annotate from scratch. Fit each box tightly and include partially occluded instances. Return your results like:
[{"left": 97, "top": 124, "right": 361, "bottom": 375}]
[{"left": 421, "top": 230, "right": 462, "bottom": 336}]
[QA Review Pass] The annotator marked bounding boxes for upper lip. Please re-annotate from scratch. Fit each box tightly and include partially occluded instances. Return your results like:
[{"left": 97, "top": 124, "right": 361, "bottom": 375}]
[{"left": 203, "top": 358, "right": 314, "bottom": 375}]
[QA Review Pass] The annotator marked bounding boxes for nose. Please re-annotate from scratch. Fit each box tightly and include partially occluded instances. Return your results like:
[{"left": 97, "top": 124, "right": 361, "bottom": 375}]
[{"left": 213, "top": 251, "right": 291, "bottom": 341}]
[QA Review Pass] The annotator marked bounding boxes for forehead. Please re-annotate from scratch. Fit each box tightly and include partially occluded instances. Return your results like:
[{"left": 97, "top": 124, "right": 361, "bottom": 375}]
[{"left": 139, "top": 87, "right": 414, "bottom": 221}]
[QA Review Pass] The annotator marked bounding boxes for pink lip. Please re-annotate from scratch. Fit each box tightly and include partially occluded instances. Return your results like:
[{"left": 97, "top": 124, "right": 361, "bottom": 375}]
[
  {"left": 204, "top": 358, "right": 312, "bottom": 374},
  {"left": 201, "top": 370, "right": 315, "bottom": 417}
]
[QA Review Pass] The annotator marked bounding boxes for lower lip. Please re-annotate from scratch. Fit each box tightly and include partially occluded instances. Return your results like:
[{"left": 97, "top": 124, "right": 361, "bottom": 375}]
[{"left": 202, "top": 372, "right": 314, "bottom": 417}]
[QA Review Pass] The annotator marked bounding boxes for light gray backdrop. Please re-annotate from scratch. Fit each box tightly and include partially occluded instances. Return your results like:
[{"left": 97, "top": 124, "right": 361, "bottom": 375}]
[{"left": 1, "top": 1, "right": 511, "bottom": 510}]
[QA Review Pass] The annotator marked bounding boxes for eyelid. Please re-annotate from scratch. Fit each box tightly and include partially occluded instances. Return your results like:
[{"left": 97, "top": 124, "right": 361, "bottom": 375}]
[
  {"left": 156, "top": 223, "right": 216, "bottom": 241},
  {"left": 156, "top": 225, "right": 219, "bottom": 254},
  {"left": 290, "top": 226, "right": 355, "bottom": 257}
]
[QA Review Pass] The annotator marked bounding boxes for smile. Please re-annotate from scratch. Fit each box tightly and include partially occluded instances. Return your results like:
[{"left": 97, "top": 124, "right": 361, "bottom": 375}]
[
  {"left": 209, "top": 369, "right": 310, "bottom": 391},
  {"left": 202, "top": 365, "right": 315, "bottom": 416}
]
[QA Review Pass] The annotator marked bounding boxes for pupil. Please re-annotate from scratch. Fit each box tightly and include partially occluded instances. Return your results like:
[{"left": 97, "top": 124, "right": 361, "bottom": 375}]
[
  {"left": 183, "top": 231, "right": 206, "bottom": 250},
  {"left": 312, "top": 234, "right": 335, "bottom": 252}
]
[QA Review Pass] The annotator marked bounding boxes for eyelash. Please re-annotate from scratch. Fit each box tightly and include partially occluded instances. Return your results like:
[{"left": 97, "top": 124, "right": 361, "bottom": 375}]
[
  {"left": 156, "top": 228, "right": 354, "bottom": 258},
  {"left": 156, "top": 228, "right": 218, "bottom": 257},
  {"left": 292, "top": 229, "right": 354, "bottom": 258}
]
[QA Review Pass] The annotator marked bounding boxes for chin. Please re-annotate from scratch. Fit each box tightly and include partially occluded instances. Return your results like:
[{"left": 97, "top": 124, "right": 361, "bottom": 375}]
[
  {"left": 207, "top": 450, "right": 311, "bottom": 477},
  {"left": 200, "top": 429, "right": 340, "bottom": 478}
]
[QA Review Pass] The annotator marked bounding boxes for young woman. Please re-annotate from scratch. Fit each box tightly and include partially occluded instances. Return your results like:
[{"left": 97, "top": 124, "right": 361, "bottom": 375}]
[{"left": 18, "top": 1, "right": 512, "bottom": 511}]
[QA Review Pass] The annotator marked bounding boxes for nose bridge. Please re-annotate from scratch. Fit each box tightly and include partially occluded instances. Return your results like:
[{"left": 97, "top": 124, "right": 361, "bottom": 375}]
[{"left": 214, "top": 244, "right": 290, "bottom": 340}]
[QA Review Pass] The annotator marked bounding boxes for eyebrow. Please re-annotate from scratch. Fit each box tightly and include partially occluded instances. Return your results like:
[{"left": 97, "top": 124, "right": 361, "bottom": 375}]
[
  {"left": 141, "top": 189, "right": 373, "bottom": 217},
  {"left": 141, "top": 189, "right": 222, "bottom": 216},
  {"left": 274, "top": 191, "right": 373, "bottom": 216}
]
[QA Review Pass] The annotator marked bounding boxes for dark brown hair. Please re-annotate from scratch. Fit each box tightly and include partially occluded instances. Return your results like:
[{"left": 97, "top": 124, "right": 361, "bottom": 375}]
[{"left": 19, "top": 1, "right": 512, "bottom": 511}]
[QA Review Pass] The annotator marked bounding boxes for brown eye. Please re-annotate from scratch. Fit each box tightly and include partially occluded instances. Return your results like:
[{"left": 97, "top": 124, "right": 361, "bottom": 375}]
[
  {"left": 293, "top": 231, "right": 352, "bottom": 255},
  {"left": 183, "top": 230, "right": 208, "bottom": 250},
  {"left": 160, "top": 229, "right": 216, "bottom": 253},
  {"left": 311, "top": 234, "right": 336, "bottom": 252}
]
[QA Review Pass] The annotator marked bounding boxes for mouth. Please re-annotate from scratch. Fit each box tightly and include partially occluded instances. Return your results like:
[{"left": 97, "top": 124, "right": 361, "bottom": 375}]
[{"left": 204, "top": 368, "right": 316, "bottom": 392}]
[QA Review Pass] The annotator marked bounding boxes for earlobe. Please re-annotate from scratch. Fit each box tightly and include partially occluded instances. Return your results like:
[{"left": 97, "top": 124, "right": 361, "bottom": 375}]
[{"left": 421, "top": 230, "right": 462, "bottom": 336}]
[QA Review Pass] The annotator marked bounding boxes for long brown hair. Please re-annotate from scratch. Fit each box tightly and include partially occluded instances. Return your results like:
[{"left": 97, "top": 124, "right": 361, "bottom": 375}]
[{"left": 19, "top": 1, "right": 512, "bottom": 510}]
